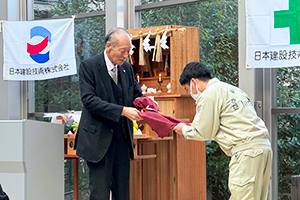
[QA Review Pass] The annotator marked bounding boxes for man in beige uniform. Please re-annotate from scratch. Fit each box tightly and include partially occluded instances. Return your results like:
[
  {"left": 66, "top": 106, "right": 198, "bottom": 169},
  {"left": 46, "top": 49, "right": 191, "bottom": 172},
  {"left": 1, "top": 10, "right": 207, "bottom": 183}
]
[{"left": 174, "top": 62, "right": 272, "bottom": 200}]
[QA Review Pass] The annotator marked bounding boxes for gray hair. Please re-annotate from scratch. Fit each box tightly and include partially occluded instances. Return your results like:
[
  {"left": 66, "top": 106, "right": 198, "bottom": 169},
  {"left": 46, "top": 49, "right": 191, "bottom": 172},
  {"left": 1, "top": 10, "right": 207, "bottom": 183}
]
[{"left": 105, "top": 27, "right": 130, "bottom": 47}]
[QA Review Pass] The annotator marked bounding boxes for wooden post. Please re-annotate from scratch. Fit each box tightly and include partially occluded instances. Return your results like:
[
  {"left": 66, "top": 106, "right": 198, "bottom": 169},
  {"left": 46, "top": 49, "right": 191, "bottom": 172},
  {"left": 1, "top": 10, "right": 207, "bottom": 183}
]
[
  {"left": 73, "top": 158, "right": 79, "bottom": 200},
  {"left": 155, "top": 142, "right": 161, "bottom": 200}
]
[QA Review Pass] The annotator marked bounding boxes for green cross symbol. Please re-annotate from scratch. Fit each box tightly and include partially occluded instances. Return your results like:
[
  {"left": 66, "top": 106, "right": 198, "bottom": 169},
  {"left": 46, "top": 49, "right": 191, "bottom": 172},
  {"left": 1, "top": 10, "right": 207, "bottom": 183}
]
[{"left": 274, "top": 0, "right": 300, "bottom": 44}]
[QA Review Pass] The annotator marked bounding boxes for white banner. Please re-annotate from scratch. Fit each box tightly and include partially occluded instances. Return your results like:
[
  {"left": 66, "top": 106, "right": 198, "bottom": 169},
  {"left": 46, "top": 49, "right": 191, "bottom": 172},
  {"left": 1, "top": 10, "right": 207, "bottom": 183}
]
[
  {"left": 2, "top": 18, "right": 76, "bottom": 80},
  {"left": 246, "top": 0, "right": 300, "bottom": 68}
]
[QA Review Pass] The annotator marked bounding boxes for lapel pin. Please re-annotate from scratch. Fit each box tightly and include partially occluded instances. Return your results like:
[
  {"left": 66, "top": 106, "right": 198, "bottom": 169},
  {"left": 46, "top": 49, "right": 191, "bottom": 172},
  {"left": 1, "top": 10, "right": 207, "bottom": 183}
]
[{"left": 123, "top": 70, "right": 126, "bottom": 73}]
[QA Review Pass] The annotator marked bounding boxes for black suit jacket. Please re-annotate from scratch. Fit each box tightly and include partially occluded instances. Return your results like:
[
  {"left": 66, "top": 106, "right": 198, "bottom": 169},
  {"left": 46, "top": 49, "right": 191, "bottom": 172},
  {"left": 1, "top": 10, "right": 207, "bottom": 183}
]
[
  {"left": 75, "top": 52, "right": 142, "bottom": 163},
  {"left": 0, "top": 184, "right": 9, "bottom": 200}
]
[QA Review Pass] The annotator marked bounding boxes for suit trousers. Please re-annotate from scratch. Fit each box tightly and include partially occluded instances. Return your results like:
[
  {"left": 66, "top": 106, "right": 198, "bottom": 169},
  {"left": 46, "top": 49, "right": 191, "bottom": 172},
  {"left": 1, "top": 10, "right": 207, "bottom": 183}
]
[
  {"left": 228, "top": 146, "right": 272, "bottom": 200},
  {"left": 87, "top": 134, "right": 130, "bottom": 200}
]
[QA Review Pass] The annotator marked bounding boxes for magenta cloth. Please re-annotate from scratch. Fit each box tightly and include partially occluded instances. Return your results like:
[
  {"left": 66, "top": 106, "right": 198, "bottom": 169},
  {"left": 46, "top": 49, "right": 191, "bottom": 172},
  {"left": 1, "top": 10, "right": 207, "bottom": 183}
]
[
  {"left": 133, "top": 96, "right": 159, "bottom": 111},
  {"left": 133, "top": 97, "right": 190, "bottom": 138}
]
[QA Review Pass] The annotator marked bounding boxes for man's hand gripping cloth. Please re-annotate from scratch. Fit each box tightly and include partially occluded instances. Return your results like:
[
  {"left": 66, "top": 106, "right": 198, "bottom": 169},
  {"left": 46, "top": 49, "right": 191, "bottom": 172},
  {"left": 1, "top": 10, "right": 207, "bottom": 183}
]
[{"left": 133, "top": 97, "right": 190, "bottom": 138}]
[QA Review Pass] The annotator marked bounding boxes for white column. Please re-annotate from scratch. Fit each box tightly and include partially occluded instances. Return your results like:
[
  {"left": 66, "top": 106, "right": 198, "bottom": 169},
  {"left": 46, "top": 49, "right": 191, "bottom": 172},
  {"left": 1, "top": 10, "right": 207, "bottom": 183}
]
[
  {"left": 106, "top": 0, "right": 128, "bottom": 33},
  {"left": 238, "top": 0, "right": 254, "bottom": 104},
  {"left": 26, "top": 0, "right": 35, "bottom": 115},
  {"left": 0, "top": 0, "right": 23, "bottom": 120},
  {"left": 263, "top": 68, "right": 277, "bottom": 200},
  {"left": 127, "top": 0, "right": 135, "bottom": 29},
  {"left": 134, "top": 0, "right": 141, "bottom": 28}
]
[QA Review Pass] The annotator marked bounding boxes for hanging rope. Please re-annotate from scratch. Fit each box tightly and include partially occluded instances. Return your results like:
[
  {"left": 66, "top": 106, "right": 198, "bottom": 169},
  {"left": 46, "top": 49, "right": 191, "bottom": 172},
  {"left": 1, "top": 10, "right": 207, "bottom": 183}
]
[
  {"left": 130, "top": 27, "right": 186, "bottom": 40},
  {"left": 152, "top": 33, "right": 163, "bottom": 62}
]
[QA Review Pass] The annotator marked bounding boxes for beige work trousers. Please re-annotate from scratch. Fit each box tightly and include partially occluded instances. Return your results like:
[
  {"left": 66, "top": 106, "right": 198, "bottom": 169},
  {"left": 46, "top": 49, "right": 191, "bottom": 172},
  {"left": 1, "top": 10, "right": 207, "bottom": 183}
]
[{"left": 228, "top": 146, "right": 272, "bottom": 200}]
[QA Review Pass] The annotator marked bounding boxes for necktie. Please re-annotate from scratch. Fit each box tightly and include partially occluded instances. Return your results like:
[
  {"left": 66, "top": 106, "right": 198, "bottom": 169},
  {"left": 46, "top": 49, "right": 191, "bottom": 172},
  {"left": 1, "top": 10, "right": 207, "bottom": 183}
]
[{"left": 111, "top": 66, "right": 118, "bottom": 85}]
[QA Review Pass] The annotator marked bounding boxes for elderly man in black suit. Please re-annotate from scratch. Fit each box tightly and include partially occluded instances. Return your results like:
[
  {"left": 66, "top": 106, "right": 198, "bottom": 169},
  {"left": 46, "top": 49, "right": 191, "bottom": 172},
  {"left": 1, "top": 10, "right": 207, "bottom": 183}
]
[{"left": 75, "top": 27, "right": 143, "bottom": 200}]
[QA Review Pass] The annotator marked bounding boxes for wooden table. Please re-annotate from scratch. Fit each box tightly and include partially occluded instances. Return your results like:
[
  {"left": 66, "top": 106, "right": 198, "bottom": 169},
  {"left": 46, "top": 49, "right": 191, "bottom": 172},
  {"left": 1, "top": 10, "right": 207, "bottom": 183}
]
[
  {"left": 64, "top": 135, "right": 79, "bottom": 200},
  {"left": 64, "top": 133, "right": 154, "bottom": 200}
]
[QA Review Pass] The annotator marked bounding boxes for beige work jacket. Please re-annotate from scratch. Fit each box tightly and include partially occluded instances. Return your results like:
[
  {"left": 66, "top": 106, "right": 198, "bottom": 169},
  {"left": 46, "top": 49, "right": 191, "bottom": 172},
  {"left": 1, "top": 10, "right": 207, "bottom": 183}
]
[{"left": 182, "top": 78, "right": 270, "bottom": 156}]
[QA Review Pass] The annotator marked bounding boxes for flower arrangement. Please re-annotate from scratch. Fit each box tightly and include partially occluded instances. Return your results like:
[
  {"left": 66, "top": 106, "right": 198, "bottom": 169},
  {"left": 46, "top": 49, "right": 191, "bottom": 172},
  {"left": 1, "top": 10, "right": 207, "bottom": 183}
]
[{"left": 71, "top": 121, "right": 79, "bottom": 134}]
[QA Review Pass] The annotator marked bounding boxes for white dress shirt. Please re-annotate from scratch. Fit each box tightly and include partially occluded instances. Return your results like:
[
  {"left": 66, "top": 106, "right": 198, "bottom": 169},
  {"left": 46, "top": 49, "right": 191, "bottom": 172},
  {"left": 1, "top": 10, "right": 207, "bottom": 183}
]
[{"left": 104, "top": 50, "right": 118, "bottom": 80}]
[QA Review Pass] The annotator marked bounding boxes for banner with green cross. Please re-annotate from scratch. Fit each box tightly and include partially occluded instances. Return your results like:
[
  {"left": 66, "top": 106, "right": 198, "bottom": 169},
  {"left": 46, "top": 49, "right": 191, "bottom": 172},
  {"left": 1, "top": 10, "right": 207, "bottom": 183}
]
[{"left": 246, "top": 0, "right": 300, "bottom": 68}]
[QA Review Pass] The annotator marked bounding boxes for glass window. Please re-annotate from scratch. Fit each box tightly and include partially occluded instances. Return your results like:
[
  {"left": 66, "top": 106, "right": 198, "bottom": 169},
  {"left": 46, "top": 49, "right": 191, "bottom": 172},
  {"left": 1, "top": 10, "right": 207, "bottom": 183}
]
[
  {"left": 277, "top": 113, "right": 300, "bottom": 200},
  {"left": 141, "top": 1, "right": 238, "bottom": 86},
  {"left": 277, "top": 67, "right": 300, "bottom": 108},
  {"left": 33, "top": 1, "right": 105, "bottom": 199},
  {"left": 33, "top": 0, "right": 106, "bottom": 118},
  {"left": 141, "top": 0, "right": 238, "bottom": 198},
  {"left": 276, "top": 66, "right": 300, "bottom": 200},
  {"left": 142, "top": 0, "right": 168, "bottom": 4},
  {"left": 34, "top": 15, "right": 106, "bottom": 115},
  {"left": 34, "top": 0, "right": 105, "bottom": 19}
]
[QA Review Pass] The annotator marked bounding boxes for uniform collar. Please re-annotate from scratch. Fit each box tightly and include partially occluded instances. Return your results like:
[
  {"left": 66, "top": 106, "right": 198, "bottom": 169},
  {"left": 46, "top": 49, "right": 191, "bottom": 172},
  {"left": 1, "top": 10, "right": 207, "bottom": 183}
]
[{"left": 206, "top": 78, "right": 220, "bottom": 88}]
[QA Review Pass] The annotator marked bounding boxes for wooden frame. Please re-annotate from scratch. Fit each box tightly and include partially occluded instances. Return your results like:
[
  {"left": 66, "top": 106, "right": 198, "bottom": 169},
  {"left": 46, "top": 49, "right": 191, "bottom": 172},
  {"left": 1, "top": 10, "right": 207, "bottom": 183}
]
[{"left": 129, "top": 25, "right": 206, "bottom": 200}]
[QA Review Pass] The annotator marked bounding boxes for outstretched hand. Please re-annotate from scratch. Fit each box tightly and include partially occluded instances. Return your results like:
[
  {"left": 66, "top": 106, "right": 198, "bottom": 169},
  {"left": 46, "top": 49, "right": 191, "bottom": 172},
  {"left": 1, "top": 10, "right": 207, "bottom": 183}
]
[
  {"left": 121, "top": 107, "right": 143, "bottom": 121},
  {"left": 173, "top": 122, "right": 186, "bottom": 135}
]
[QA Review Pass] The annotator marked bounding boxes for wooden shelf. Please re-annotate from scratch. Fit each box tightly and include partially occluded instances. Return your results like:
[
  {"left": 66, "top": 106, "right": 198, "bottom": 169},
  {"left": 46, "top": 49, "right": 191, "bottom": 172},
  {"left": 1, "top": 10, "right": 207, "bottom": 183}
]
[
  {"left": 134, "top": 134, "right": 147, "bottom": 139},
  {"left": 135, "top": 155, "right": 157, "bottom": 160},
  {"left": 142, "top": 136, "right": 173, "bottom": 141},
  {"left": 139, "top": 76, "right": 170, "bottom": 81},
  {"left": 64, "top": 154, "right": 78, "bottom": 159}
]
